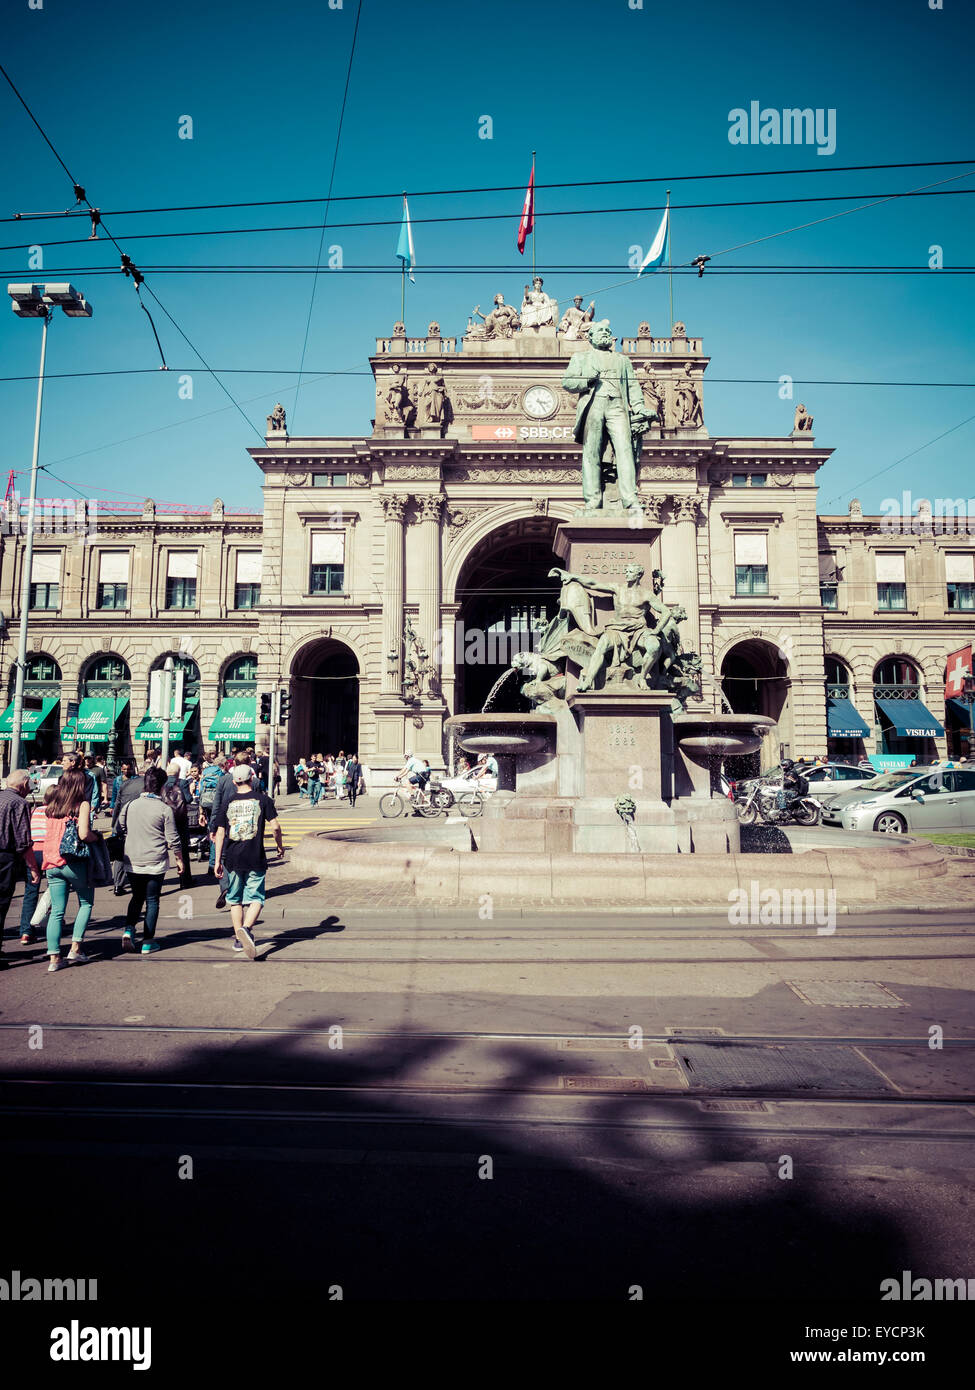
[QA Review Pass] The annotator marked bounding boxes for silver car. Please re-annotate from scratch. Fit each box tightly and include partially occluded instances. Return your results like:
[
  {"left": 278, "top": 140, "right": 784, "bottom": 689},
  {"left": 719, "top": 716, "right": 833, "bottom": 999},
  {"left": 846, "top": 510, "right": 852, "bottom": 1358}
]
[{"left": 836, "top": 766, "right": 975, "bottom": 835}]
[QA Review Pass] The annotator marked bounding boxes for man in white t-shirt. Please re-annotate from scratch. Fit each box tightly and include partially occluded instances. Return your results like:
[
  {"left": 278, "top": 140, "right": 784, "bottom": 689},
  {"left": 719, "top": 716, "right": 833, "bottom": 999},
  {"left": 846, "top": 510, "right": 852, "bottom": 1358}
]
[
  {"left": 172, "top": 749, "right": 193, "bottom": 782},
  {"left": 395, "top": 751, "right": 430, "bottom": 793}
]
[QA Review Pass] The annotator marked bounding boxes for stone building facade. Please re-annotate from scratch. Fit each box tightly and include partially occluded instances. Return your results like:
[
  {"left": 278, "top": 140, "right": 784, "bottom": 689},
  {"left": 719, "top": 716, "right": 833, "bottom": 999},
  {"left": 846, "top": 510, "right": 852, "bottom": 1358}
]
[{"left": 1, "top": 303, "right": 972, "bottom": 779}]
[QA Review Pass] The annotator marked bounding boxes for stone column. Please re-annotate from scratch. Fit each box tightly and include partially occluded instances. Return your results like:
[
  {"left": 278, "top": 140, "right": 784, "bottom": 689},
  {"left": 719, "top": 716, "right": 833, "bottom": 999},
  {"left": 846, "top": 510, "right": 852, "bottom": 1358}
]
[
  {"left": 416, "top": 495, "right": 445, "bottom": 698},
  {"left": 380, "top": 494, "right": 408, "bottom": 694},
  {"left": 668, "top": 493, "right": 703, "bottom": 656}
]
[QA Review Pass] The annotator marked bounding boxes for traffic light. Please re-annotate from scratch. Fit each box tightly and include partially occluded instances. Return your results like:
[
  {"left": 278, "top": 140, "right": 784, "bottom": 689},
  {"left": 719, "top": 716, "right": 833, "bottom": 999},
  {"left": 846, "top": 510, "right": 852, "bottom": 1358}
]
[
  {"left": 259, "top": 692, "right": 273, "bottom": 724},
  {"left": 278, "top": 689, "right": 291, "bottom": 723}
]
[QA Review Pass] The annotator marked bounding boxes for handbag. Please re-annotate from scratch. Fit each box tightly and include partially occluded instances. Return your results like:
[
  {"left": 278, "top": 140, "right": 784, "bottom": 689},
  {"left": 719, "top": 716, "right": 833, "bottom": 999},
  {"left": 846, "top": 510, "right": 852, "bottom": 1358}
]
[
  {"left": 105, "top": 832, "right": 125, "bottom": 862},
  {"left": 89, "top": 838, "right": 113, "bottom": 888},
  {"left": 59, "top": 817, "right": 90, "bottom": 860}
]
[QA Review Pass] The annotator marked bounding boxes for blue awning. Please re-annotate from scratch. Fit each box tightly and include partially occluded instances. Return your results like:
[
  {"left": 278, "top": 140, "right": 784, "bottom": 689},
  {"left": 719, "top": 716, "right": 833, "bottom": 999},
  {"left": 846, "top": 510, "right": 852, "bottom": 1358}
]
[
  {"left": 947, "top": 697, "right": 973, "bottom": 727},
  {"left": 874, "top": 697, "right": 945, "bottom": 738},
  {"left": 826, "top": 696, "right": 870, "bottom": 737}
]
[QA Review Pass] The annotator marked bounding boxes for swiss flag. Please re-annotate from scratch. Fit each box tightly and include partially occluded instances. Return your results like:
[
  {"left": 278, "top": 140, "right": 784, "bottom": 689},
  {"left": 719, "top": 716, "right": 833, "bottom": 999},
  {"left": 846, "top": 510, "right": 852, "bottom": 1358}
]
[
  {"left": 946, "top": 644, "right": 973, "bottom": 698},
  {"left": 517, "top": 160, "right": 534, "bottom": 254}
]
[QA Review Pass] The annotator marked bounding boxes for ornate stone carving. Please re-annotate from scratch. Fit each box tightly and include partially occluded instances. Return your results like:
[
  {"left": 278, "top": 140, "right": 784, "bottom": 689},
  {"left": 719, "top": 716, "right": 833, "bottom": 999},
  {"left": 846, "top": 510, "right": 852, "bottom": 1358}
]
[
  {"left": 637, "top": 321, "right": 653, "bottom": 339},
  {"left": 849, "top": 498, "right": 863, "bottom": 519},
  {"left": 392, "top": 321, "right": 406, "bottom": 337},
  {"left": 520, "top": 276, "right": 558, "bottom": 330},
  {"left": 454, "top": 387, "right": 519, "bottom": 411},
  {"left": 266, "top": 402, "right": 287, "bottom": 434},
  {"left": 640, "top": 494, "right": 668, "bottom": 523},
  {"left": 468, "top": 294, "right": 520, "bottom": 339},
  {"left": 416, "top": 494, "right": 445, "bottom": 524},
  {"left": 284, "top": 472, "right": 308, "bottom": 487},
  {"left": 445, "top": 504, "right": 494, "bottom": 540},
  {"left": 349, "top": 472, "right": 370, "bottom": 487},
  {"left": 379, "top": 364, "right": 410, "bottom": 427},
  {"left": 427, "top": 321, "right": 441, "bottom": 337},
  {"left": 380, "top": 494, "right": 408, "bottom": 523},
  {"left": 449, "top": 466, "right": 573, "bottom": 484},
  {"left": 770, "top": 472, "right": 795, "bottom": 487},
  {"left": 142, "top": 499, "right": 155, "bottom": 520},
  {"left": 672, "top": 371, "right": 703, "bottom": 428},
  {"left": 793, "top": 402, "right": 814, "bottom": 432},
  {"left": 384, "top": 465, "right": 441, "bottom": 481},
  {"left": 672, "top": 493, "right": 704, "bottom": 524},
  {"left": 414, "top": 363, "right": 449, "bottom": 427},
  {"left": 642, "top": 464, "right": 698, "bottom": 481},
  {"left": 672, "top": 321, "right": 687, "bottom": 338},
  {"left": 640, "top": 367, "right": 666, "bottom": 427},
  {"left": 532, "top": 497, "right": 548, "bottom": 514},
  {"left": 558, "top": 296, "right": 595, "bottom": 340}
]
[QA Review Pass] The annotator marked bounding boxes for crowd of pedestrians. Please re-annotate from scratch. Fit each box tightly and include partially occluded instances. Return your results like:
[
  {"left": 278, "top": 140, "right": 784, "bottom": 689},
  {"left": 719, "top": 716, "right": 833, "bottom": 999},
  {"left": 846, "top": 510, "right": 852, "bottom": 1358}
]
[
  {"left": 0, "top": 745, "right": 283, "bottom": 969},
  {"left": 293, "top": 753, "right": 366, "bottom": 807}
]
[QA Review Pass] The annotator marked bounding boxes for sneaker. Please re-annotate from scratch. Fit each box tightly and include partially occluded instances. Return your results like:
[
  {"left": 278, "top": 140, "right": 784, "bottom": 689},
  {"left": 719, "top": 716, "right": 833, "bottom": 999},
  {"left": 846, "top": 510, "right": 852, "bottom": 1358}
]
[
  {"left": 30, "top": 890, "right": 51, "bottom": 928},
  {"left": 48, "top": 958, "right": 69, "bottom": 973},
  {"left": 234, "top": 924, "right": 257, "bottom": 960},
  {"left": 67, "top": 949, "right": 90, "bottom": 965},
  {"left": 141, "top": 940, "right": 160, "bottom": 955},
  {"left": 215, "top": 892, "right": 227, "bottom": 910},
  {"left": 231, "top": 937, "right": 244, "bottom": 953},
  {"left": 20, "top": 932, "right": 36, "bottom": 945},
  {"left": 122, "top": 930, "right": 137, "bottom": 953}
]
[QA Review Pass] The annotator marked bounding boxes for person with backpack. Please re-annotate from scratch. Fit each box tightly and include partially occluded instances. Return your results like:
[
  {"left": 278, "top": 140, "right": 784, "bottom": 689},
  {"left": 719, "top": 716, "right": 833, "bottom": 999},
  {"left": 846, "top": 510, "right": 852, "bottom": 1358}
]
[
  {"left": 0, "top": 770, "right": 41, "bottom": 968},
  {"left": 41, "top": 767, "right": 102, "bottom": 972}
]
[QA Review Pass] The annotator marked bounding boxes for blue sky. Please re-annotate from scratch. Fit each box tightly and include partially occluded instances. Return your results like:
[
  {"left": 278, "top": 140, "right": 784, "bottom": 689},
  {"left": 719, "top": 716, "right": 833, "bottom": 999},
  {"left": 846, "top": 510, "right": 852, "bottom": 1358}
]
[{"left": 1, "top": 0, "right": 972, "bottom": 514}]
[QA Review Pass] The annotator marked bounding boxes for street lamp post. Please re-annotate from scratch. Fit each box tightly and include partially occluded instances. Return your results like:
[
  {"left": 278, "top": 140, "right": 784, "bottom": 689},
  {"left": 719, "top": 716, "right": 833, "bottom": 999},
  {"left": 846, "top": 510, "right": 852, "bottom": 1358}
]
[
  {"left": 107, "top": 683, "right": 121, "bottom": 776},
  {"left": 6, "top": 284, "right": 92, "bottom": 776}
]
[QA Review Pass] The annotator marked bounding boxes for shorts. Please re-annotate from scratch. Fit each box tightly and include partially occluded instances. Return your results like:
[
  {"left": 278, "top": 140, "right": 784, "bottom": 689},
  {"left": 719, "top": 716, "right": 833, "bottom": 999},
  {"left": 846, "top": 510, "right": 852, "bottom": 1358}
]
[{"left": 225, "top": 869, "right": 267, "bottom": 905}]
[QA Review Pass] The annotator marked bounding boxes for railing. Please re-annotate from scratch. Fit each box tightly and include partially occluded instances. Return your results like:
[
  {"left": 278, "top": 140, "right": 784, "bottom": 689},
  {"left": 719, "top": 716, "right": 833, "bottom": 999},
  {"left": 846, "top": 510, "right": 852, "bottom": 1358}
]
[
  {"left": 873, "top": 684, "right": 921, "bottom": 700},
  {"left": 621, "top": 337, "right": 703, "bottom": 354},
  {"left": 376, "top": 337, "right": 458, "bottom": 354},
  {"left": 825, "top": 684, "right": 851, "bottom": 699}
]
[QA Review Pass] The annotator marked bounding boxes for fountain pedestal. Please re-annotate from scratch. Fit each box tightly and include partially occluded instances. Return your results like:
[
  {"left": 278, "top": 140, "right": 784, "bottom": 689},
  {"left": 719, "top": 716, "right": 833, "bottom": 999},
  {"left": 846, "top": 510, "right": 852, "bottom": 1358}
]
[{"left": 566, "top": 690, "right": 682, "bottom": 853}]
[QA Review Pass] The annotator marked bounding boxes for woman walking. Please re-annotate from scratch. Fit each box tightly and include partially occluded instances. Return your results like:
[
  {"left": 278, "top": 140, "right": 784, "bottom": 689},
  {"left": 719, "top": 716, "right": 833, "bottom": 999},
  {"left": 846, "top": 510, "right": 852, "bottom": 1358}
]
[
  {"left": 117, "top": 766, "right": 183, "bottom": 955},
  {"left": 41, "top": 768, "right": 100, "bottom": 972},
  {"left": 20, "top": 785, "right": 54, "bottom": 943}
]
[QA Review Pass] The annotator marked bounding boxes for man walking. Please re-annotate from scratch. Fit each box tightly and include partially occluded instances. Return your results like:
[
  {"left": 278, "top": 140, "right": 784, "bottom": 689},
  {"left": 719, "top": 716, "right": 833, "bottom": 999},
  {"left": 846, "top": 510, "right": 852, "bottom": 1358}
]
[
  {"left": 0, "top": 770, "right": 41, "bottom": 967},
  {"left": 208, "top": 751, "right": 251, "bottom": 909},
  {"left": 211, "top": 764, "right": 283, "bottom": 958},
  {"left": 111, "top": 759, "right": 151, "bottom": 895},
  {"left": 346, "top": 753, "right": 361, "bottom": 808}
]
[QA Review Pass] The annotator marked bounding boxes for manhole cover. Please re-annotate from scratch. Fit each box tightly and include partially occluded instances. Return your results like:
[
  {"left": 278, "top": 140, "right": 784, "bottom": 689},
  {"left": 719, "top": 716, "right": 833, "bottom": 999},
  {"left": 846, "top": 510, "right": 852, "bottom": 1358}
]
[
  {"left": 651, "top": 1058, "right": 680, "bottom": 1069},
  {"left": 674, "top": 1043, "right": 894, "bottom": 1093},
  {"left": 560, "top": 1077, "right": 648, "bottom": 1091},
  {"left": 698, "top": 1100, "right": 769, "bottom": 1113},
  {"left": 787, "top": 980, "right": 906, "bottom": 1008}
]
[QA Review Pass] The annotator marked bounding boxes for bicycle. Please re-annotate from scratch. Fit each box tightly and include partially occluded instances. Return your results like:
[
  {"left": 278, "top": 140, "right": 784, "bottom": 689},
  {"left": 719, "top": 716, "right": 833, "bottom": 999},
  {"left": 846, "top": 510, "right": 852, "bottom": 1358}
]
[{"left": 379, "top": 777, "right": 444, "bottom": 819}]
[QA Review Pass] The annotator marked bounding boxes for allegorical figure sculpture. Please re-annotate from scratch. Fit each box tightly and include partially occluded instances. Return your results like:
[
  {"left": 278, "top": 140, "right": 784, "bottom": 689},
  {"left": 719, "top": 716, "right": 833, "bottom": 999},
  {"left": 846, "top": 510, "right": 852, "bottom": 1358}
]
[
  {"left": 672, "top": 371, "right": 703, "bottom": 428},
  {"left": 470, "top": 293, "right": 521, "bottom": 339},
  {"left": 383, "top": 364, "right": 410, "bottom": 426},
  {"left": 550, "top": 561, "right": 672, "bottom": 692},
  {"left": 416, "top": 362, "right": 448, "bottom": 426},
  {"left": 520, "top": 276, "right": 558, "bottom": 330},
  {"left": 794, "top": 402, "right": 814, "bottom": 432},
  {"left": 561, "top": 319, "right": 655, "bottom": 514},
  {"left": 266, "top": 403, "right": 287, "bottom": 433},
  {"left": 558, "top": 295, "right": 596, "bottom": 340}
]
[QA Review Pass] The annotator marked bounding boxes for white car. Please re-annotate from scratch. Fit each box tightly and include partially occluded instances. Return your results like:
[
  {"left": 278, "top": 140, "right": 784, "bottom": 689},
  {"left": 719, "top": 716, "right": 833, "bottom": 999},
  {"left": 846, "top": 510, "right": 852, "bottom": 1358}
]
[
  {"left": 437, "top": 765, "right": 497, "bottom": 799},
  {"left": 27, "top": 762, "right": 64, "bottom": 805}
]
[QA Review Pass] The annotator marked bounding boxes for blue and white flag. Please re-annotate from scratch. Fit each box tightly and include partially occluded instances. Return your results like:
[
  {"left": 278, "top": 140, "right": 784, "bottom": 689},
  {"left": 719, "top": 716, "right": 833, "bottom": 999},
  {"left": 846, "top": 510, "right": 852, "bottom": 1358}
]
[
  {"left": 637, "top": 203, "right": 669, "bottom": 276},
  {"left": 396, "top": 194, "right": 416, "bottom": 283}
]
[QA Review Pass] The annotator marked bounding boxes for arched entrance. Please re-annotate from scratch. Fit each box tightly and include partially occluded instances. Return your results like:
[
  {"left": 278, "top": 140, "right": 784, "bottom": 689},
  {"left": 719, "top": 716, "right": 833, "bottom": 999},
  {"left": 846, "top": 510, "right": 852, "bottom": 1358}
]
[
  {"left": 721, "top": 637, "right": 791, "bottom": 775},
  {"left": 2, "top": 653, "right": 62, "bottom": 765},
  {"left": 290, "top": 638, "right": 360, "bottom": 772},
  {"left": 453, "top": 517, "right": 561, "bottom": 715}
]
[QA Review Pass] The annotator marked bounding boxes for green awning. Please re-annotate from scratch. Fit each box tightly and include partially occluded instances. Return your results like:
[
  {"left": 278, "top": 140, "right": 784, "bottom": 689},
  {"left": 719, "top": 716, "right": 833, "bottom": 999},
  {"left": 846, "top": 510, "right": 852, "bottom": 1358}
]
[
  {"left": 208, "top": 697, "right": 256, "bottom": 740},
  {"left": 61, "top": 695, "right": 129, "bottom": 739},
  {"left": 0, "top": 695, "right": 59, "bottom": 741},
  {"left": 134, "top": 696, "right": 199, "bottom": 741}
]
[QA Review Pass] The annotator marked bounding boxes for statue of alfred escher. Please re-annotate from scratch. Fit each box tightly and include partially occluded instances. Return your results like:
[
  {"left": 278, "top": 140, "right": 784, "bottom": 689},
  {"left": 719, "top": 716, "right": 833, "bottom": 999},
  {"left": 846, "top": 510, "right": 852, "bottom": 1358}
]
[{"left": 561, "top": 318, "right": 655, "bottom": 515}]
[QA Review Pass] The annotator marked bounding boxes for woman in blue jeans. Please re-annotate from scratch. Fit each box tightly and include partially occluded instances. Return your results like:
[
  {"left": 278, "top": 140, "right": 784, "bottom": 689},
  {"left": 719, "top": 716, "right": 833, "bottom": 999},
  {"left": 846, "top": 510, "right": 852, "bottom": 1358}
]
[{"left": 40, "top": 768, "right": 101, "bottom": 973}]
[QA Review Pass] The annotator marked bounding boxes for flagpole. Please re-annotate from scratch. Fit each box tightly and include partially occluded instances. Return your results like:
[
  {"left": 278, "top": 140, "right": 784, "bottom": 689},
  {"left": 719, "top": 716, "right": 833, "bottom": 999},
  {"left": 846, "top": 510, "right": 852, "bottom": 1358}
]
[
  {"left": 401, "top": 190, "right": 407, "bottom": 325},
  {"left": 666, "top": 189, "right": 674, "bottom": 333},
  {"left": 531, "top": 150, "right": 536, "bottom": 284}
]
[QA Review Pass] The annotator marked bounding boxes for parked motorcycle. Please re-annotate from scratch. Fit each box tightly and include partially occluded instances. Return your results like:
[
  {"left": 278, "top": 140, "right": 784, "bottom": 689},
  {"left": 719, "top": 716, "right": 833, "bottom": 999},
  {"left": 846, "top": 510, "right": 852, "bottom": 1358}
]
[{"left": 734, "top": 779, "right": 823, "bottom": 827}]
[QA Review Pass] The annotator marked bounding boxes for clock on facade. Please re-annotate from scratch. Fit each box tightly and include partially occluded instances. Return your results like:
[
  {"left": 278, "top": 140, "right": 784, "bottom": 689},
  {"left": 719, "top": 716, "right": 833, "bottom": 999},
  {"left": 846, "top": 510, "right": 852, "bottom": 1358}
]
[{"left": 521, "top": 385, "right": 559, "bottom": 420}]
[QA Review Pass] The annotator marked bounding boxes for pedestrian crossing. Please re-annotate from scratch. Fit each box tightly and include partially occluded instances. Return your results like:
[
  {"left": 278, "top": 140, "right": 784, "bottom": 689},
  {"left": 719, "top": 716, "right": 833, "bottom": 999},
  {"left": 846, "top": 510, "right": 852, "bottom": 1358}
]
[{"left": 266, "top": 811, "right": 377, "bottom": 847}]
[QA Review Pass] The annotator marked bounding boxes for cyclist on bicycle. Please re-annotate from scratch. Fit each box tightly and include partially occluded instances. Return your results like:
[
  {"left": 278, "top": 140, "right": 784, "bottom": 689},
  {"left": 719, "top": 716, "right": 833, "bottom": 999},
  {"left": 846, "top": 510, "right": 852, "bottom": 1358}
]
[{"left": 394, "top": 751, "right": 431, "bottom": 812}]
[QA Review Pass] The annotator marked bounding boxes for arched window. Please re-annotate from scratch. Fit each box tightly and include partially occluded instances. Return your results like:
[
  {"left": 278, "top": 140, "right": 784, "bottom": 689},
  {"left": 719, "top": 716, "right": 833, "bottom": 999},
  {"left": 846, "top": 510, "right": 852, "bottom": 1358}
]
[
  {"left": 25, "top": 654, "right": 61, "bottom": 683},
  {"left": 825, "top": 657, "right": 850, "bottom": 693},
  {"left": 150, "top": 654, "right": 200, "bottom": 699},
  {"left": 873, "top": 658, "right": 919, "bottom": 691},
  {"left": 223, "top": 654, "right": 258, "bottom": 696},
  {"left": 83, "top": 650, "right": 130, "bottom": 695}
]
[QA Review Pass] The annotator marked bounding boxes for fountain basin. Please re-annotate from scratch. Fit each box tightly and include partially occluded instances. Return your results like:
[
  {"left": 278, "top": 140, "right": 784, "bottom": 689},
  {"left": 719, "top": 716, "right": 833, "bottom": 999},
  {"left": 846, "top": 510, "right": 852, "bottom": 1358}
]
[{"left": 445, "top": 713, "right": 556, "bottom": 791}]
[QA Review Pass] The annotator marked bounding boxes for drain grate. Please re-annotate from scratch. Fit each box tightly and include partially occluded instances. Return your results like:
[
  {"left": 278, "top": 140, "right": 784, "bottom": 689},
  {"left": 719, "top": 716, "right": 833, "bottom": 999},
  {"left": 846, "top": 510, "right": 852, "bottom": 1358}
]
[
  {"left": 559, "top": 1038, "right": 633, "bottom": 1051},
  {"left": 560, "top": 1076, "right": 648, "bottom": 1092},
  {"left": 674, "top": 1043, "right": 894, "bottom": 1094},
  {"left": 698, "top": 1099, "right": 769, "bottom": 1113},
  {"left": 787, "top": 980, "right": 906, "bottom": 1009}
]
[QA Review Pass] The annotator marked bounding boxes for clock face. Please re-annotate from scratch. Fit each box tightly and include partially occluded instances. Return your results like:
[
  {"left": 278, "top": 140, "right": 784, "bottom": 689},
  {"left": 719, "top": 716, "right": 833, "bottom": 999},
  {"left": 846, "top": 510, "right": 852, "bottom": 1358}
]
[{"left": 522, "top": 385, "right": 558, "bottom": 419}]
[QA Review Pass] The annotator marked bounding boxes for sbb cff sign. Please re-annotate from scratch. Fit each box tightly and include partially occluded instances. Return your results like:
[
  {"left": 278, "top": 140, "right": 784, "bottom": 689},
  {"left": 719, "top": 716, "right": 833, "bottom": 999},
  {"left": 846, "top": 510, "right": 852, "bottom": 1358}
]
[{"left": 471, "top": 424, "right": 574, "bottom": 442}]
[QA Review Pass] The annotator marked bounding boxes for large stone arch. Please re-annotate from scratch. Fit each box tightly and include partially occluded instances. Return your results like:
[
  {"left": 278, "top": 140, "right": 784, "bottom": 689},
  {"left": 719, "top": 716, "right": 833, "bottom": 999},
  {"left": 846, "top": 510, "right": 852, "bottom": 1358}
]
[
  {"left": 442, "top": 500, "right": 576, "bottom": 606},
  {"left": 719, "top": 634, "right": 793, "bottom": 771},
  {"left": 285, "top": 634, "right": 362, "bottom": 773}
]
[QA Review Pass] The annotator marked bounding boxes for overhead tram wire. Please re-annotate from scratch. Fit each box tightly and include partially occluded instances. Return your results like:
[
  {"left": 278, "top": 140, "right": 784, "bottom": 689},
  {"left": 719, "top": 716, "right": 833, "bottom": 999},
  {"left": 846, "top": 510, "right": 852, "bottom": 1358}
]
[
  {"left": 5, "top": 183, "right": 975, "bottom": 255},
  {"left": 0, "top": 61, "right": 266, "bottom": 446},
  {"left": 292, "top": 0, "right": 364, "bottom": 432},
  {"left": 4, "top": 264, "right": 972, "bottom": 278},
  {"left": 5, "top": 158, "right": 975, "bottom": 223}
]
